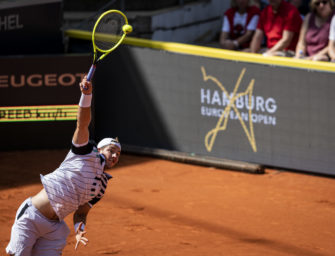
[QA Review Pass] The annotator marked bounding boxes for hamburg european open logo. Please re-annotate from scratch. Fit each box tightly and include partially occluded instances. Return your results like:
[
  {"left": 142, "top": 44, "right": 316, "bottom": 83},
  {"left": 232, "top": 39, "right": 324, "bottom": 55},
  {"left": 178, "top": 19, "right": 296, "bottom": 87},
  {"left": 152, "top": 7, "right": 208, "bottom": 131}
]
[{"left": 200, "top": 66, "right": 277, "bottom": 153}]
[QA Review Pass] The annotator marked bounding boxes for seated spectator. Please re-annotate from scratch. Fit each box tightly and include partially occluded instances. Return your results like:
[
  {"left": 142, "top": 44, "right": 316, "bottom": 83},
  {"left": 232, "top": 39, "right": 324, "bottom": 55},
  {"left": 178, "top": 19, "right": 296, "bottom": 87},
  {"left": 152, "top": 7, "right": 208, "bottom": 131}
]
[
  {"left": 250, "top": 0, "right": 302, "bottom": 56},
  {"left": 295, "top": 0, "right": 334, "bottom": 61},
  {"left": 329, "top": 14, "right": 335, "bottom": 61},
  {"left": 220, "top": 0, "right": 260, "bottom": 50}
]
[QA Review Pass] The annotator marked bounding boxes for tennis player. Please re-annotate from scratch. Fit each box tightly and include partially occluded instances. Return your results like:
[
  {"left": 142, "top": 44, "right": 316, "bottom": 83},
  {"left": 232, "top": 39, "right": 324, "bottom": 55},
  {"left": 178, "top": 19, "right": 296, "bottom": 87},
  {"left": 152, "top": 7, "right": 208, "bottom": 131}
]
[{"left": 6, "top": 76, "right": 121, "bottom": 255}]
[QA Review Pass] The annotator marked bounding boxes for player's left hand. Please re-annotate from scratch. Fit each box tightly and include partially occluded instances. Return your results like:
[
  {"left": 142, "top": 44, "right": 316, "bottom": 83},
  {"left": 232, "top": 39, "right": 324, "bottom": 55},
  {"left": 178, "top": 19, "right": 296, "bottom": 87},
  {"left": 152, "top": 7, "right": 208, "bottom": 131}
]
[{"left": 75, "top": 222, "right": 89, "bottom": 250}]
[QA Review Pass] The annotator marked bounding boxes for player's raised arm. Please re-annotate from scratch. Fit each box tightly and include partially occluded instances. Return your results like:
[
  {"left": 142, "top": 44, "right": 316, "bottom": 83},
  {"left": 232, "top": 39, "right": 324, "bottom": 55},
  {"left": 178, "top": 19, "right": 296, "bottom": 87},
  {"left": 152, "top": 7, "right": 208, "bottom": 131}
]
[{"left": 72, "top": 76, "right": 92, "bottom": 145}]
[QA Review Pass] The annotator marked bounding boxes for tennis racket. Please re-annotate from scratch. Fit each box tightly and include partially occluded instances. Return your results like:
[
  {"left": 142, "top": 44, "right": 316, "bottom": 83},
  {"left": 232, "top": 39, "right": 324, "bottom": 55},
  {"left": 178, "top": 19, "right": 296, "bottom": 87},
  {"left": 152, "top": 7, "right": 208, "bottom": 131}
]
[{"left": 86, "top": 9, "right": 132, "bottom": 82}]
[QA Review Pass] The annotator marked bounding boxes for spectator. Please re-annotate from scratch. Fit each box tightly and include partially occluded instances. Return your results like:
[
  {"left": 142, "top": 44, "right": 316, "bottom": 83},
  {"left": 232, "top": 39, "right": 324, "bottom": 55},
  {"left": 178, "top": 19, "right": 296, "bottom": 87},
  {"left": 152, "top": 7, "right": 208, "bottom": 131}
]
[
  {"left": 295, "top": 0, "right": 334, "bottom": 61},
  {"left": 220, "top": 0, "right": 260, "bottom": 50},
  {"left": 250, "top": 0, "right": 302, "bottom": 56},
  {"left": 329, "top": 14, "right": 335, "bottom": 61}
]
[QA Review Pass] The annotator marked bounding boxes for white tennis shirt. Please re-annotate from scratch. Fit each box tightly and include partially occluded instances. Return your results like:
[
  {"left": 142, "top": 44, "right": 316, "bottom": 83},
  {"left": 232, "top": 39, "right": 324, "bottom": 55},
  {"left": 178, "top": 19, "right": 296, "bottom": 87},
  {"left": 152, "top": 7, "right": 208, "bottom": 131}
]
[{"left": 40, "top": 141, "right": 112, "bottom": 220}]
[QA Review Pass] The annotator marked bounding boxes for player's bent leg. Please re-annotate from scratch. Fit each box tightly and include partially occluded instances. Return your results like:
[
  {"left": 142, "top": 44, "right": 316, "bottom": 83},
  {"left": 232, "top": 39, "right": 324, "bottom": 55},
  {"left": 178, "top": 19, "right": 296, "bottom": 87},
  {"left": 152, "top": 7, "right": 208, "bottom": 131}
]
[
  {"left": 6, "top": 198, "right": 39, "bottom": 256},
  {"left": 32, "top": 220, "right": 70, "bottom": 256}
]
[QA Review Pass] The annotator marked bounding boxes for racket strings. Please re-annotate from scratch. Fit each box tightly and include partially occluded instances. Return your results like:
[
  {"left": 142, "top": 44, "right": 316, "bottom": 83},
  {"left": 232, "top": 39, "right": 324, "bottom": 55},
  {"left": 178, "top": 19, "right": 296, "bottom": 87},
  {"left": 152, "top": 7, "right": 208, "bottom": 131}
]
[{"left": 94, "top": 12, "right": 125, "bottom": 51}]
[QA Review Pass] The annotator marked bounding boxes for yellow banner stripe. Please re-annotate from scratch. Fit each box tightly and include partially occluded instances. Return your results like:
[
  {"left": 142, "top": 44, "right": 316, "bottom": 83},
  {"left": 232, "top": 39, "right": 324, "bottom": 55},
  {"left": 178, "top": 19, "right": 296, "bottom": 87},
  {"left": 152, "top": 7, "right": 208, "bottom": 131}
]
[
  {"left": 0, "top": 105, "right": 78, "bottom": 122},
  {"left": 65, "top": 29, "right": 335, "bottom": 73}
]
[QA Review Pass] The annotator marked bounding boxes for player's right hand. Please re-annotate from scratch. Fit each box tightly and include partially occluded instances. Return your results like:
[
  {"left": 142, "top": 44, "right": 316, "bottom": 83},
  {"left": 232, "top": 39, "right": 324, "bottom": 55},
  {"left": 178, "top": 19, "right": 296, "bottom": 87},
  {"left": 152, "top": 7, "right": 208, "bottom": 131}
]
[{"left": 74, "top": 222, "right": 89, "bottom": 250}]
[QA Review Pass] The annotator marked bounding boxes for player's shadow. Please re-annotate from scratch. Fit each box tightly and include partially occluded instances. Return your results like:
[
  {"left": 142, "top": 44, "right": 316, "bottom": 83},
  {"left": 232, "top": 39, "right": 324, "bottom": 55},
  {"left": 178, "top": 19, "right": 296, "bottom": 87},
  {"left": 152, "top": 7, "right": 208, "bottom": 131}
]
[{"left": 112, "top": 195, "right": 327, "bottom": 256}]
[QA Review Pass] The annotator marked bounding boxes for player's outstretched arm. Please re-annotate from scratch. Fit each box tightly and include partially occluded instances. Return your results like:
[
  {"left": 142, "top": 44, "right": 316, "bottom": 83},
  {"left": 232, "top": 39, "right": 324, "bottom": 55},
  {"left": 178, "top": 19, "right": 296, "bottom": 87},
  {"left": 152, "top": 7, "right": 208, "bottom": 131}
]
[
  {"left": 73, "top": 203, "right": 91, "bottom": 250},
  {"left": 73, "top": 76, "right": 92, "bottom": 145}
]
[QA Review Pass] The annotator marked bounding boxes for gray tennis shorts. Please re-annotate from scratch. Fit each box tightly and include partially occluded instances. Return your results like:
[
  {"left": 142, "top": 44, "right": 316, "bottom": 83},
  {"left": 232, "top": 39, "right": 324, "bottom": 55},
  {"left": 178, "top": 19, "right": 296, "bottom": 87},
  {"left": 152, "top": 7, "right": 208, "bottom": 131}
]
[{"left": 6, "top": 197, "right": 70, "bottom": 256}]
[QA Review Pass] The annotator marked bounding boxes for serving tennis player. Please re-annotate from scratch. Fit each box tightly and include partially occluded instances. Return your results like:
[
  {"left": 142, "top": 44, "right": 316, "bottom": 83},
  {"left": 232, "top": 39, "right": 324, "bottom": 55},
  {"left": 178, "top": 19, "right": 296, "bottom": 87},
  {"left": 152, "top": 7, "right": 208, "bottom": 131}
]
[{"left": 6, "top": 76, "right": 121, "bottom": 255}]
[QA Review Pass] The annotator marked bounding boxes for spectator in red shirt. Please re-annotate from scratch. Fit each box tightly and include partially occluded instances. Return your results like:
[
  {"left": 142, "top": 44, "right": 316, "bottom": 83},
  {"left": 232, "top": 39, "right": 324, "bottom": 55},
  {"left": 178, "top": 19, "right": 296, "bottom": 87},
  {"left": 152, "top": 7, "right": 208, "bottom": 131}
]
[
  {"left": 250, "top": 0, "right": 302, "bottom": 56},
  {"left": 220, "top": 0, "right": 261, "bottom": 50}
]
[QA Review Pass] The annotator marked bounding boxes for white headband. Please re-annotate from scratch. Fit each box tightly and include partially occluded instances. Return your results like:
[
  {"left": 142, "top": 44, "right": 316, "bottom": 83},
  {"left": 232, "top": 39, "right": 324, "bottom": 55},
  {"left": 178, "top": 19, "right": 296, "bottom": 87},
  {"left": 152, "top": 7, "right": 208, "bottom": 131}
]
[{"left": 97, "top": 138, "right": 121, "bottom": 151}]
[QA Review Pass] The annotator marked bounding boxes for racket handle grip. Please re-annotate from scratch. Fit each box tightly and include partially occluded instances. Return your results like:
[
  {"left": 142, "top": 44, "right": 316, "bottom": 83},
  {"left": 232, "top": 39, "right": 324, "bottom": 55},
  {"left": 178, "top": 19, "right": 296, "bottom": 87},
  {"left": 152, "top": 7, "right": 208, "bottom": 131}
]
[{"left": 87, "top": 65, "right": 96, "bottom": 82}]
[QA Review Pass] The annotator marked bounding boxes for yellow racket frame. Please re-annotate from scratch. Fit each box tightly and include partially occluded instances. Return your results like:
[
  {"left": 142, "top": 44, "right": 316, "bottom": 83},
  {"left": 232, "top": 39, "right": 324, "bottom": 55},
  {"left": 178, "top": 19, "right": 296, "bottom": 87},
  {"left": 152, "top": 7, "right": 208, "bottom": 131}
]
[
  {"left": 86, "top": 9, "right": 131, "bottom": 81},
  {"left": 91, "top": 9, "right": 129, "bottom": 64}
]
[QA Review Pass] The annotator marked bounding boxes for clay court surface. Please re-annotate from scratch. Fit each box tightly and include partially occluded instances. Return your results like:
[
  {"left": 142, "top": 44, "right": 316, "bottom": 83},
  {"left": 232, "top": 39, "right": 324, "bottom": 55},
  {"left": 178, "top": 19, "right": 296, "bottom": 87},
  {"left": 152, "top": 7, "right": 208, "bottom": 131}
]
[{"left": 1, "top": 150, "right": 335, "bottom": 256}]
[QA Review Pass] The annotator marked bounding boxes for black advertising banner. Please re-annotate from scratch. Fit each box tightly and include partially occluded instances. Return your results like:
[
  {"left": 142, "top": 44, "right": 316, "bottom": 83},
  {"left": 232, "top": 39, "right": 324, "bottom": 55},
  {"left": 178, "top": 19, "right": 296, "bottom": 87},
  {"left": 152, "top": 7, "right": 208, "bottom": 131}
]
[
  {"left": 0, "top": 54, "right": 91, "bottom": 150},
  {"left": 0, "top": 0, "right": 63, "bottom": 55},
  {"left": 94, "top": 46, "right": 335, "bottom": 176}
]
